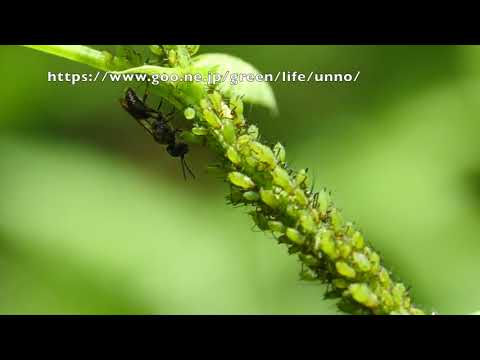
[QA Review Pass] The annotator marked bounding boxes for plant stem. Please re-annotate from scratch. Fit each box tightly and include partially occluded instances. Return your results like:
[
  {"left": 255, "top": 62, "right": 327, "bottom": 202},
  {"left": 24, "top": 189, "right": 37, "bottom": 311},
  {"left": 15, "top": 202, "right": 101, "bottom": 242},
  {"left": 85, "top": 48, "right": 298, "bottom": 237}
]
[
  {"left": 24, "top": 44, "right": 428, "bottom": 315},
  {"left": 23, "top": 45, "right": 129, "bottom": 71}
]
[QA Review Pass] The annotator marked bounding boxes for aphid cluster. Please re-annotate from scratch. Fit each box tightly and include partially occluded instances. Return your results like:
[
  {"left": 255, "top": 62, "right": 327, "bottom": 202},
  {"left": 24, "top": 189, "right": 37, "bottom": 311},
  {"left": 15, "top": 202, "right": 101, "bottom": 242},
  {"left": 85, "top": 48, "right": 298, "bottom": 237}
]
[
  {"left": 120, "top": 87, "right": 195, "bottom": 180},
  {"left": 147, "top": 45, "right": 200, "bottom": 67},
  {"left": 196, "top": 89, "right": 424, "bottom": 314},
  {"left": 113, "top": 45, "right": 426, "bottom": 314}
]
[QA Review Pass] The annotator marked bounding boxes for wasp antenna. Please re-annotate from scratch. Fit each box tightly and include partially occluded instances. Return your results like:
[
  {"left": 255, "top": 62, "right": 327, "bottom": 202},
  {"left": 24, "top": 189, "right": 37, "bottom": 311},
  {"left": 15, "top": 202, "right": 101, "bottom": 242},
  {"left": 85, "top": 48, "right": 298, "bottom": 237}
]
[
  {"left": 143, "top": 81, "right": 150, "bottom": 102},
  {"left": 179, "top": 157, "right": 187, "bottom": 181},
  {"left": 182, "top": 156, "right": 196, "bottom": 180}
]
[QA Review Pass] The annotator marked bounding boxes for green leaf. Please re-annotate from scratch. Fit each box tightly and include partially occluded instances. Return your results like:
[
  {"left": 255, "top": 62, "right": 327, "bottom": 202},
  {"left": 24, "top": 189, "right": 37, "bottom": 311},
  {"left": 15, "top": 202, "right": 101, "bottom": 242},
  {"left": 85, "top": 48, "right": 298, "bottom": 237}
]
[
  {"left": 193, "top": 53, "right": 278, "bottom": 114},
  {"left": 113, "top": 65, "right": 182, "bottom": 76}
]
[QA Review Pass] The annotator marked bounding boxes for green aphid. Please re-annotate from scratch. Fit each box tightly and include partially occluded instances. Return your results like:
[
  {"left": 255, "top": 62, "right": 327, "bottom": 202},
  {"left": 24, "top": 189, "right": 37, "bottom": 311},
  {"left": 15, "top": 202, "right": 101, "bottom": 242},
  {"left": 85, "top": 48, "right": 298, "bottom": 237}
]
[
  {"left": 184, "top": 107, "right": 196, "bottom": 120},
  {"left": 410, "top": 307, "right": 425, "bottom": 315},
  {"left": 317, "top": 189, "right": 330, "bottom": 216},
  {"left": 286, "top": 227, "right": 304, "bottom": 245},
  {"left": 268, "top": 220, "right": 285, "bottom": 233},
  {"left": 256, "top": 163, "right": 267, "bottom": 172},
  {"left": 351, "top": 231, "right": 365, "bottom": 250},
  {"left": 288, "top": 244, "right": 302, "bottom": 255},
  {"left": 230, "top": 96, "right": 244, "bottom": 116},
  {"left": 299, "top": 212, "right": 316, "bottom": 233},
  {"left": 286, "top": 204, "right": 299, "bottom": 218},
  {"left": 352, "top": 252, "right": 371, "bottom": 272},
  {"left": 250, "top": 211, "right": 269, "bottom": 231},
  {"left": 314, "top": 229, "right": 338, "bottom": 259},
  {"left": 333, "top": 278, "right": 349, "bottom": 289},
  {"left": 300, "top": 267, "right": 318, "bottom": 281},
  {"left": 228, "top": 189, "right": 244, "bottom": 205},
  {"left": 294, "top": 188, "right": 309, "bottom": 207},
  {"left": 226, "top": 147, "right": 241, "bottom": 165},
  {"left": 243, "top": 191, "right": 260, "bottom": 202},
  {"left": 337, "top": 298, "right": 372, "bottom": 315},
  {"left": 233, "top": 115, "right": 245, "bottom": 127},
  {"left": 339, "top": 243, "right": 352, "bottom": 259},
  {"left": 392, "top": 283, "right": 406, "bottom": 305},
  {"left": 324, "top": 288, "right": 343, "bottom": 300},
  {"left": 349, "top": 283, "right": 379, "bottom": 308},
  {"left": 102, "top": 50, "right": 114, "bottom": 67},
  {"left": 295, "top": 169, "right": 308, "bottom": 187},
  {"left": 336, "top": 261, "right": 356, "bottom": 279},
  {"left": 180, "top": 132, "right": 202, "bottom": 145},
  {"left": 331, "top": 208, "right": 344, "bottom": 233},
  {"left": 299, "top": 254, "right": 321, "bottom": 267},
  {"left": 228, "top": 172, "right": 255, "bottom": 190},
  {"left": 390, "top": 310, "right": 410, "bottom": 315},
  {"left": 186, "top": 45, "right": 200, "bottom": 56},
  {"left": 192, "top": 127, "right": 208, "bottom": 136},
  {"left": 203, "top": 109, "right": 222, "bottom": 129},
  {"left": 222, "top": 121, "right": 236, "bottom": 145},
  {"left": 247, "top": 125, "right": 259, "bottom": 140},
  {"left": 345, "top": 222, "right": 355, "bottom": 237},
  {"left": 199, "top": 98, "right": 210, "bottom": 110},
  {"left": 220, "top": 102, "right": 233, "bottom": 119},
  {"left": 208, "top": 91, "right": 223, "bottom": 114},
  {"left": 168, "top": 49, "right": 177, "bottom": 66},
  {"left": 245, "top": 156, "right": 258, "bottom": 168},
  {"left": 273, "top": 185, "right": 283, "bottom": 195},
  {"left": 237, "top": 134, "right": 251, "bottom": 148},
  {"left": 311, "top": 209, "right": 320, "bottom": 223},
  {"left": 380, "top": 288, "right": 394, "bottom": 308},
  {"left": 272, "top": 166, "right": 294, "bottom": 193},
  {"left": 368, "top": 251, "right": 381, "bottom": 272},
  {"left": 250, "top": 142, "right": 276, "bottom": 168},
  {"left": 378, "top": 268, "right": 391, "bottom": 286},
  {"left": 211, "top": 129, "right": 223, "bottom": 144},
  {"left": 149, "top": 45, "right": 163, "bottom": 56},
  {"left": 273, "top": 142, "right": 286, "bottom": 163},
  {"left": 260, "top": 188, "right": 280, "bottom": 209}
]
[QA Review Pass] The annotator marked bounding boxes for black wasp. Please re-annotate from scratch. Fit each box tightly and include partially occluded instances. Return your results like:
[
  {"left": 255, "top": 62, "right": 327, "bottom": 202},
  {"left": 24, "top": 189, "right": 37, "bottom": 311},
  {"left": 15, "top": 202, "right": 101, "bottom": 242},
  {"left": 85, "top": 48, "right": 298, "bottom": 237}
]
[{"left": 120, "top": 87, "right": 195, "bottom": 180}]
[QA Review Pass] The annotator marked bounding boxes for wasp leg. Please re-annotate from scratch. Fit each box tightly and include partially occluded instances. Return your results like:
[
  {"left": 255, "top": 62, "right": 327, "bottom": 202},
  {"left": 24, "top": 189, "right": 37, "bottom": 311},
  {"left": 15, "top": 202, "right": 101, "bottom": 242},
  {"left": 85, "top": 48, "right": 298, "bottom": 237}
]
[
  {"left": 164, "top": 109, "right": 176, "bottom": 121},
  {"left": 312, "top": 192, "right": 319, "bottom": 208},
  {"left": 135, "top": 118, "right": 155, "bottom": 138}
]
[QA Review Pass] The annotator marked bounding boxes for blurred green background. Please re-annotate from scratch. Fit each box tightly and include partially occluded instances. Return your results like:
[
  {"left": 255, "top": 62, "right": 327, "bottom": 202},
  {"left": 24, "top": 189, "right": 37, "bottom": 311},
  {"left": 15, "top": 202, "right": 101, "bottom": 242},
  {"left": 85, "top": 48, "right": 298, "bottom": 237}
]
[{"left": 1, "top": 45, "right": 479, "bottom": 314}]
